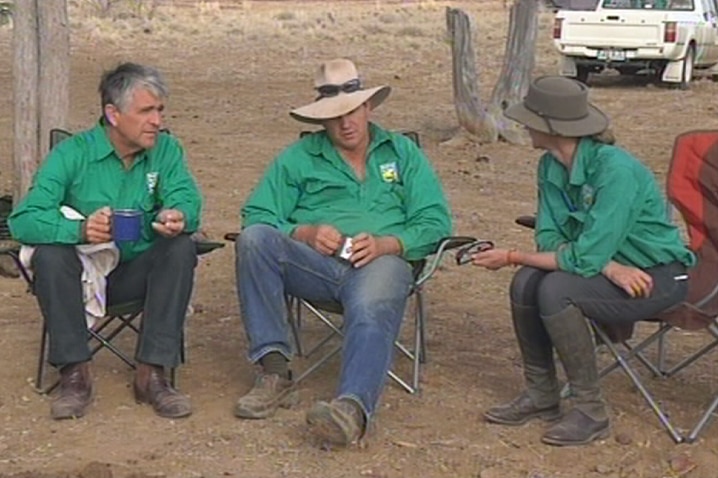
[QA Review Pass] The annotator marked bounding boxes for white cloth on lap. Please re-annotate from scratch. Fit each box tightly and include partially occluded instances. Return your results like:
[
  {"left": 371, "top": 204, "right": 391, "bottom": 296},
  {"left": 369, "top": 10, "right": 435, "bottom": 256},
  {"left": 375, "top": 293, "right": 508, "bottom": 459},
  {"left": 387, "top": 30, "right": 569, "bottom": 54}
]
[{"left": 19, "top": 206, "right": 120, "bottom": 329}]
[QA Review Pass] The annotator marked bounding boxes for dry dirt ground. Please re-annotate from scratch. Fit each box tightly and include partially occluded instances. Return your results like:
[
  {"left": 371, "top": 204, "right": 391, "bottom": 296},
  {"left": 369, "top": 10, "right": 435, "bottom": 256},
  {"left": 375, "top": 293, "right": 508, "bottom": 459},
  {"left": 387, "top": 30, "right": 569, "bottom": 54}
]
[{"left": 1, "top": 1, "right": 718, "bottom": 477}]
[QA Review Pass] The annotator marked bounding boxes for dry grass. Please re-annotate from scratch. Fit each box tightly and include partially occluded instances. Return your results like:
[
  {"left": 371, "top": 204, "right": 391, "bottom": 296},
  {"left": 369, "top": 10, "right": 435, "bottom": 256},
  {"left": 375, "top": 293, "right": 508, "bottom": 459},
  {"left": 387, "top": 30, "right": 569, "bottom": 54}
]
[{"left": 3, "top": 2, "right": 718, "bottom": 477}]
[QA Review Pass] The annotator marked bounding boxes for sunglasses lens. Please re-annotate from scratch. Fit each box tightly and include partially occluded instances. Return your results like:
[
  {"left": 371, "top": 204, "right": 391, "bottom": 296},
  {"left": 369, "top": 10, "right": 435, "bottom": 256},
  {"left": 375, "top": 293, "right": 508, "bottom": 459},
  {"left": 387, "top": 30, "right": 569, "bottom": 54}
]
[
  {"left": 316, "top": 79, "right": 362, "bottom": 99},
  {"left": 342, "top": 79, "right": 361, "bottom": 93},
  {"left": 317, "top": 85, "right": 340, "bottom": 97}
]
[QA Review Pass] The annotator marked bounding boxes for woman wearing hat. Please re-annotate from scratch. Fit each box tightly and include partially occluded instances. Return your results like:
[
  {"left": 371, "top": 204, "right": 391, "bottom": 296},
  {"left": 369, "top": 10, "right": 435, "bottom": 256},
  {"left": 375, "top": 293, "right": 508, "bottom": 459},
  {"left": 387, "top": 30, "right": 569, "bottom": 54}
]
[{"left": 469, "top": 76, "right": 695, "bottom": 446}]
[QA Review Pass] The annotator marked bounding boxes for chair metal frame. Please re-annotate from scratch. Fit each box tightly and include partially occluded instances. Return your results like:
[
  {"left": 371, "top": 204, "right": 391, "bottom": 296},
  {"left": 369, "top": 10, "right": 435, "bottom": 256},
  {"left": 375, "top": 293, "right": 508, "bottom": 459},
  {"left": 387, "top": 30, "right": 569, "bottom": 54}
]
[{"left": 289, "top": 236, "right": 476, "bottom": 394}]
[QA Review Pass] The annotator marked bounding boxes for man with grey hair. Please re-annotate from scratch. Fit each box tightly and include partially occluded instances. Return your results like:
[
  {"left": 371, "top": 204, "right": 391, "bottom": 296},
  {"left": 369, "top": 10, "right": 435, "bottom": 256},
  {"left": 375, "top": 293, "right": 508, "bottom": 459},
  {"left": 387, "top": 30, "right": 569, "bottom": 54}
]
[{"left": 9, "top": 62, "right": 202, "bottom": 420}]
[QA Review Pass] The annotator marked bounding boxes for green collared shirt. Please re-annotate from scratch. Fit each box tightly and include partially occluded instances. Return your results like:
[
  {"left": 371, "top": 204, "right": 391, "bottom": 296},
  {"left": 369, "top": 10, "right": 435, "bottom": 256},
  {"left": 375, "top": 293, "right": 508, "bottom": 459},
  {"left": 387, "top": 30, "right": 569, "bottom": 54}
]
[
  {"left": 535, "top": 137, "right": 695, "bottom": 277},
  {"left": 241, "top": 123, "right": 452, "bottom": 261},
  {"left": 9, "top": 121, "right": 202, "bottom": 262}
]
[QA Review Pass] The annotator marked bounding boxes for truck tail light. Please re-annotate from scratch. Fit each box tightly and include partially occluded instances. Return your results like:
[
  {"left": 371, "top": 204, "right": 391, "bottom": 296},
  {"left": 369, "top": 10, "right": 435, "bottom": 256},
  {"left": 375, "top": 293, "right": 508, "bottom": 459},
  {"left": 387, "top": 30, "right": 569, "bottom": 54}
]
[
  {"left": 664, "top": 22, "right": 677, "bottom": 43},
  {"left": 553, "top": 18, "right": 563, "bottom": 39}
]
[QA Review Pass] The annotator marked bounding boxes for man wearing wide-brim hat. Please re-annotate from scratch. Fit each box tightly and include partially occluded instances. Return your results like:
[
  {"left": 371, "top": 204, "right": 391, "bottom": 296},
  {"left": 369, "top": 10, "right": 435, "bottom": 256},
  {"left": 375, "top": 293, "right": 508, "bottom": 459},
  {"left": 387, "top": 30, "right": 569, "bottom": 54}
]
[{"left": 234, "top": 58, "right": 452, "bottom": 447}]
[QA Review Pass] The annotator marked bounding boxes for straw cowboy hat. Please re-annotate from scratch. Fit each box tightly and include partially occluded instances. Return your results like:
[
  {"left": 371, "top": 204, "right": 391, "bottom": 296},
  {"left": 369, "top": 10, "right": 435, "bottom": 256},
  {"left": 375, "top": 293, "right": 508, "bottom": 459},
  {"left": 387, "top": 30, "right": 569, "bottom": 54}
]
[
  {"left": 504, "top": 76, "right": 609, "bottom": 137},
  {"left": 290, "top": 59, "right": 391, "bottom": 124}
]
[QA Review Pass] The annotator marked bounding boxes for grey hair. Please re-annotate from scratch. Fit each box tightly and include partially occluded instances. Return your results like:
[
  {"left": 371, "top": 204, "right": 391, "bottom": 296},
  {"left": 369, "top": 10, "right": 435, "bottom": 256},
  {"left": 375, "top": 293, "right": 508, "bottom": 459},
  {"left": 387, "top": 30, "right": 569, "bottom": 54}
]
[{"left": 99, "top": 62, "right": 168, "bottom": 113}]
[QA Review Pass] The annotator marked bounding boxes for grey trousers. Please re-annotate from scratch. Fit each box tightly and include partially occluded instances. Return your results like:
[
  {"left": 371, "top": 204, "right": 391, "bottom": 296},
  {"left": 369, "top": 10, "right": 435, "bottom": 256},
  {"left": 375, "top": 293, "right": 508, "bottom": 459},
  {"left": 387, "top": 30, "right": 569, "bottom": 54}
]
[
  {"left": 31, "top": 235, "right": 197, "bottom": 369},
  {"left": 510, "top": 261, "right": 688, "bottom": 325}
]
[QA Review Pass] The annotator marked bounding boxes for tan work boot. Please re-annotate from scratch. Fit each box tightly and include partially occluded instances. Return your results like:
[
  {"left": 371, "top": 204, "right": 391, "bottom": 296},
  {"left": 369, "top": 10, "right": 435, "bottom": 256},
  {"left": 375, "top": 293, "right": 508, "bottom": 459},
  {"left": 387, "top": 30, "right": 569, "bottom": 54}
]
[
  {"left": 306, "top": 398, "right": 366, "bottom": 448},
  {"left": 51, "top": 361, "right": 93, "bottom": 420},
  {"left": 134, "top": 363, "right": 192, "bottom": 419},
  {"left": 234, "top": 373, "right": 297, "bottom": 419}
]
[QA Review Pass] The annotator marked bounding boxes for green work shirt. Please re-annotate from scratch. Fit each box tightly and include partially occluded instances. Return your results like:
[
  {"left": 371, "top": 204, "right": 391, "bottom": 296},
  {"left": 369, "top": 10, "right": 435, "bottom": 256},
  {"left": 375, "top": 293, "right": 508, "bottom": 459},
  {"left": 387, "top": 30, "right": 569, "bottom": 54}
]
[
  {"left": 535, "top": 137, "right": 695, "bottom": 277},
  {"left": 9, "top": 122, "right": 202, "bottom": 262},
  {"left": 241, "top": 123, "right": 452, "bottom": 261}
]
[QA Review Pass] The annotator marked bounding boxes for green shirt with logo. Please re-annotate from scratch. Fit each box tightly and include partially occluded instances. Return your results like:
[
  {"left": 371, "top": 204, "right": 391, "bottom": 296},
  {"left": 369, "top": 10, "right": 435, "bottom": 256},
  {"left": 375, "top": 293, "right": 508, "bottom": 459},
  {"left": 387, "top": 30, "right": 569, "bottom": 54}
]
[
  {"left": 535, "top": 137, "right": 695, "bottom": 277},
  {"left": 241, "top": 123, "right": 452, "bottom": 261},
  {"left": 9, "top": 122, "right": 202, "bottom": 262}
]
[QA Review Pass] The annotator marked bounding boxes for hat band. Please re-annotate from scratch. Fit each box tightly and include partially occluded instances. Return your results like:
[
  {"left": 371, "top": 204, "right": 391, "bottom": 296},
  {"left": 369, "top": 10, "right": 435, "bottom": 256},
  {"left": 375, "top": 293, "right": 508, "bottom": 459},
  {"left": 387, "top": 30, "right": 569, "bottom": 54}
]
[{"left": 524, "top": 102, "right": 591, "bottom": 135}]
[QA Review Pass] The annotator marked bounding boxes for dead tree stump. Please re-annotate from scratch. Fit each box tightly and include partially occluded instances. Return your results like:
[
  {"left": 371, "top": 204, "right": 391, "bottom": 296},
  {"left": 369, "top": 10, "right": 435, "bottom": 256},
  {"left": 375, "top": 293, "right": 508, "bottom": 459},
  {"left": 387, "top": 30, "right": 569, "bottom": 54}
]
[{"left": 446, "top": 2, "right": 539, "bottom": 144}]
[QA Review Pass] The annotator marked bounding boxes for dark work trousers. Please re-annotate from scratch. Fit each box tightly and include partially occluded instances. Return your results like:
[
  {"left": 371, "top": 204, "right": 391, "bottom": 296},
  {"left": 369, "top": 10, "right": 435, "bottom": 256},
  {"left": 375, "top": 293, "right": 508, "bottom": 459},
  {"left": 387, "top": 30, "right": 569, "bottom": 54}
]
[
  {"left": 511, "top": 261, "right": 689, "bottom": 325},
  {"left": 31, "top": 235, "right": 197, "bottom": 369}
]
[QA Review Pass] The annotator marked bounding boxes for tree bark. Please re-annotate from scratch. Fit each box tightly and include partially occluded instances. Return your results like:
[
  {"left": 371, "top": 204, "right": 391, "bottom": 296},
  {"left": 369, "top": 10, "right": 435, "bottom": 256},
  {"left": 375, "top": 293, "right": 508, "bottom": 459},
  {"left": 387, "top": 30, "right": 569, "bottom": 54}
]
[
  {"left": 487, "top": 0, "right": 539, "bottom": 145},
  {"left": 13, "top": 0, "right": 39, "bottom": 202},
  {"left": 12, "top": 0, "right": 69, "bottom": 201},
  {"left": 38, "top": 0, "right": 70, "bottom": 159},
  {"left": 446, "top": 3, "right": 539, "bottom": 144},
  {"left": 446, "top": 7, "right": 497, "bottom": 143}
]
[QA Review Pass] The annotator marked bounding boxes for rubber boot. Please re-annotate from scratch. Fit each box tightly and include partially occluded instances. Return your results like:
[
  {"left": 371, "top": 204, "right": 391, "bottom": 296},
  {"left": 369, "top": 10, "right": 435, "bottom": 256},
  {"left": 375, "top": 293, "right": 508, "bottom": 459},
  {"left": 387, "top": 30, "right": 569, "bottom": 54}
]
[
  {"left": 484, "top": 303, "right": 562, "bottom": 425},
  {"left": 540, "top": 305, "right": 610, "bottom": 446}
]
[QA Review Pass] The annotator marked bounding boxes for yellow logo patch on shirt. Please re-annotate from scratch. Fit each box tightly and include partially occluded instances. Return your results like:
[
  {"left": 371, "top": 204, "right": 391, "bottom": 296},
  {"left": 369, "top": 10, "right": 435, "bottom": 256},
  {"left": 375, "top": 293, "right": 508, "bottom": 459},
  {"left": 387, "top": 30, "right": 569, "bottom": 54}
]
[
  {"left": 581, "top": 184, "right": 595, "bottom": 210},
  {"left": 380, "top": 162, "right": 399, "bottom": 183},
  {"left": 146, "top": 172, "right": 158, "bottom": 194}
]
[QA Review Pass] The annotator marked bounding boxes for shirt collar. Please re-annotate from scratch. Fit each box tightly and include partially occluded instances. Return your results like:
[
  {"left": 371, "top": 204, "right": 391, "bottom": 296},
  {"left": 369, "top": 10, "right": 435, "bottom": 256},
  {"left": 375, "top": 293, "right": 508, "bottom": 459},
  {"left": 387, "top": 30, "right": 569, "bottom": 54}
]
[
  {"left": 87, "top": 118, "right": 150, "bottom": 165},
  {"left": 568, "top": 137, "right": 595, "bottom": 186},
  {"left": 85, "top": 118, "right": 116, "bottom": 163},
  {"left": 542, "top": 137, "right": 596, "bottom": 187}
]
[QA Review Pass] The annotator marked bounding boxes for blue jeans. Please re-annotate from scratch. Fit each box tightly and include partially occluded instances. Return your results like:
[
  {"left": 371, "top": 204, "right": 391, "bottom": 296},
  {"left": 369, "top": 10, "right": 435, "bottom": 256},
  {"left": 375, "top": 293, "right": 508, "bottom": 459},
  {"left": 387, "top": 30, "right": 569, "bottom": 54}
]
[{"left": 236, "top": 224, "right": 413, "bottom": 417}]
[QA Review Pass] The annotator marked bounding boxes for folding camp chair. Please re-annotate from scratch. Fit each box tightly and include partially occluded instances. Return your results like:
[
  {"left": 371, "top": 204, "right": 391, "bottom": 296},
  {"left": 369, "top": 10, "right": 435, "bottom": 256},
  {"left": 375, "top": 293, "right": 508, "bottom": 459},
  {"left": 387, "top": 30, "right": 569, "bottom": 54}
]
[
  {"left": 228, "top": 129, "right": 481, "bottom": 394},
  {"left": 515, "top": 130, "right": 718, "bottom": 443},
  {"left": 289, "top": 235, "right": 478, "bottom": 394},
  {"left": 226, "top": 231, "right": 477, "bottom": 394},
  {"left": 1, "top": 128, "right": 224, "bottom": 395}
]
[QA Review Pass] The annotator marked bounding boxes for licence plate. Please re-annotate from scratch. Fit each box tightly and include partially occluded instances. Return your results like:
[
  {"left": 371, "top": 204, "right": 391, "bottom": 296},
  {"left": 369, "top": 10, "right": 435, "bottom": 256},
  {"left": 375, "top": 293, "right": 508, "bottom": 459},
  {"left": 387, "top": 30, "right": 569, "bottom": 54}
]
[{"left": 597, "top": 49, "right": 626, "bottom": 61}]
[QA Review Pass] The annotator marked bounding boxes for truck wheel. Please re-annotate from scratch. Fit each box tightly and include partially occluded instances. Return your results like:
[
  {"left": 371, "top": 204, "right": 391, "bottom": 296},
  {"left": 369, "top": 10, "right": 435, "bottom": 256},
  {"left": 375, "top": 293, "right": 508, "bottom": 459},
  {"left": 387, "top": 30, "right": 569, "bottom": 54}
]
[
  {"left": 575, "top": 66, "right": 590, "bottom": 85},
  {"left": 679, "top": 46, "right": 695, "bottom": 90}
]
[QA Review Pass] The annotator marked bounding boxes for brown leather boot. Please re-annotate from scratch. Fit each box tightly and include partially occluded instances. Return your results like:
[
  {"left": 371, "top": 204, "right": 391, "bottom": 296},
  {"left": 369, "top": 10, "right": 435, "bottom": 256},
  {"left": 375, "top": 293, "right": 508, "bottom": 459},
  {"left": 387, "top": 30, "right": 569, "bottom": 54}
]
[
  {"left": 51, "top": 361, "right": 93, "bottom": 420},
  {"left": 133, "top": 363, "right": 192, "bottom": 419}
]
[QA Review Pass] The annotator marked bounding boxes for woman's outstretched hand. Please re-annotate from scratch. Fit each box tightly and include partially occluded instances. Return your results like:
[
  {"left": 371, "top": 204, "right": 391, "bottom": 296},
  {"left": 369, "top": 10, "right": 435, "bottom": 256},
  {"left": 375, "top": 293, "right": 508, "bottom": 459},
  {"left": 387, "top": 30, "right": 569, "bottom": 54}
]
[{"left": 472, "top": 248, "right": 513, "bottom": 271}]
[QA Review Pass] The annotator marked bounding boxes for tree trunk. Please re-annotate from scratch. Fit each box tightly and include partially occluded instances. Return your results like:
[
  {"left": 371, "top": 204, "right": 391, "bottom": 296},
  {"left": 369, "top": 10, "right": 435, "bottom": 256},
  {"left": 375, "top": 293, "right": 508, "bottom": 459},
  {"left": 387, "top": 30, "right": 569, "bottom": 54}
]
[
  {"left": 487, "top": 0, "right": 539, "bottom": 145},
  {"left": 38, "top": 0, "right": 70, "bottom": 158},
  {"left": 13, "top": 0, "right": 39, "bottom": 202},
  {"left": 445, "top": 7, "right": 497, "bottom": 143},
  {"left": 446, "top": 3, "right": 539, "bottom": 144},
  {"left": 12, "top": 0, "right": 69, "bottom": 201}
]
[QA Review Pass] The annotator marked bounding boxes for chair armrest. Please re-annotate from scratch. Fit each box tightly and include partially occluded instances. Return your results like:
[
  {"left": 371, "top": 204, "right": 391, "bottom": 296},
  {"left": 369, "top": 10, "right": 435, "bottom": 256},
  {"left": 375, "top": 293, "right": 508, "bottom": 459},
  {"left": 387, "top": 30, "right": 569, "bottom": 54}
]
[
  {"left": 0, "top": 240, "right": 29, "bottom": 283},
  {"left": 515, "top": 215, "right": 536, "bottom": 230},
  {"left": 224, "top": 232, "right": 479, "bottom": 288},
  {"left": 415, "top": 235, "right": 478, "bottom": 288},
  {"left": 195, "top": 240, "right": 224, "bottom": 256},
  {"left": 0, "top": 239, "right": 20, "bottom": 256},
  {"left": 224, "top": 232, "right": 239, "bottom": 242}
]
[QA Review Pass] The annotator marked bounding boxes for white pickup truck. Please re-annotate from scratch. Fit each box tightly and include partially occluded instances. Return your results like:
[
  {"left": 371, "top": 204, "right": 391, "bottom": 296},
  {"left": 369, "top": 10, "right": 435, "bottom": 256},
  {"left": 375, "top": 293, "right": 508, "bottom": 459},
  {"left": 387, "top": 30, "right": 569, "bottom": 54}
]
[{"left": 553, "top": 0, "right": 718, "bottom": 88}]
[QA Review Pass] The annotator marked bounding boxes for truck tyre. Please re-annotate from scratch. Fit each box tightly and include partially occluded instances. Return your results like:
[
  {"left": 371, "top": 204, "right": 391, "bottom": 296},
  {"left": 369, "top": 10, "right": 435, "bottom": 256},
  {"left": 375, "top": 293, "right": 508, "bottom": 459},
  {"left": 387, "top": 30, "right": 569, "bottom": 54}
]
[
  {"left": 575, "top": 66, "right": 590, "bottom": 85},
  {"left": 679, "top": 45, "right": 695, "bottom": 90}
]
